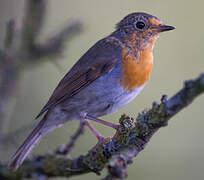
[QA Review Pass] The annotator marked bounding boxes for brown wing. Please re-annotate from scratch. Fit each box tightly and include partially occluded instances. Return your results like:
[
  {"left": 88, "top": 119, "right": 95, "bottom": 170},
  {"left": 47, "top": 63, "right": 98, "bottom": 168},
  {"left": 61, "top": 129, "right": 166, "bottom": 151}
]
[{"left": 35, "top": 37, "right": 122, "bottom": 119}]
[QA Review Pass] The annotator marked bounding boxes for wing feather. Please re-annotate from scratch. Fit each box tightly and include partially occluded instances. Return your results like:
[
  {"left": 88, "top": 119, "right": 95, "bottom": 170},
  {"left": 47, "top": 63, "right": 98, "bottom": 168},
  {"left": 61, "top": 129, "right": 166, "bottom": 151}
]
[{"left": 36, "top": 37, "right": 122, "bottom": 119}]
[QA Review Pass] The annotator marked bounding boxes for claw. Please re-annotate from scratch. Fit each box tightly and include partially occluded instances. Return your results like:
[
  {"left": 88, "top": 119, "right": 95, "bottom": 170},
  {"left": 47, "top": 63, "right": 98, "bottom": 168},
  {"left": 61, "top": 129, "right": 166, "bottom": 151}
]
[{"left": 91, "top": 136, "right": 112, "bottom": 152}]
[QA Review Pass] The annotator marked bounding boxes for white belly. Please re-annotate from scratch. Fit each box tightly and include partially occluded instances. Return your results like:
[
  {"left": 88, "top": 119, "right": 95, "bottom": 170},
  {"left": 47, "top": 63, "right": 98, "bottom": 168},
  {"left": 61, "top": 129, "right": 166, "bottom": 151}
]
[{"left": 110, "top": 84, "right": 146, "bottom": 114}]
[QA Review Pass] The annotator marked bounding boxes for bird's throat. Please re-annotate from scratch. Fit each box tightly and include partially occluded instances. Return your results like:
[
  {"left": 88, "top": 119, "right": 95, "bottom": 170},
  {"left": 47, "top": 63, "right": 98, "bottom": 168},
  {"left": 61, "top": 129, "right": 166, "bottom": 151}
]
[{"left": 121, "top": 36, "right": 157, "bottom": 91}]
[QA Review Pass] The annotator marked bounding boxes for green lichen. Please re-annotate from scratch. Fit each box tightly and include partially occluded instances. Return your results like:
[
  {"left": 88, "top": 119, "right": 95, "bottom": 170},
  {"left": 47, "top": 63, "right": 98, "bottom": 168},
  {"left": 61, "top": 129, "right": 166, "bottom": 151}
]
[
  {"left": 83, "top": 138, "right": 112, "bottom": 173},
  {"left": 82, "top": 115, "right": 136, "bottom": 174},
  {"left": 114, "top": 114, "right": 135, "bottom": 145},
  {"left": 41, "top": 155, "right": 72, "bottom": 176}
]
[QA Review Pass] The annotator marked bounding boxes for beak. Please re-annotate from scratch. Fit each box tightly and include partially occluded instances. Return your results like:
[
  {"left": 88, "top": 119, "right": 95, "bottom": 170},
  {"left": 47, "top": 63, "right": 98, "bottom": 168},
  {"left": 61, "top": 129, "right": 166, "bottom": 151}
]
[{"left": 156, "top": 24, "right": 175, "bottom": 32}]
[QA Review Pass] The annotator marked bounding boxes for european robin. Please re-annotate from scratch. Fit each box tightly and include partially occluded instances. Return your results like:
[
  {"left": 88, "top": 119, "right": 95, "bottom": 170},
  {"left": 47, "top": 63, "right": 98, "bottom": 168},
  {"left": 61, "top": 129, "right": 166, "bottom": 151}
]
[{"left": 9, "top": 12, "right": 174, "bottom": 170}]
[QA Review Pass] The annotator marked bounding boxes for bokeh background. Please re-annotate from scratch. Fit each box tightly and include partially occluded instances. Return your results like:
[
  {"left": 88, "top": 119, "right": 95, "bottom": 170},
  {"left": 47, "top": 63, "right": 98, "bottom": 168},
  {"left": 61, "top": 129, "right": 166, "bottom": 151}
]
[{"left": 0, "top": 0, "right": 204, "bottom": 179}]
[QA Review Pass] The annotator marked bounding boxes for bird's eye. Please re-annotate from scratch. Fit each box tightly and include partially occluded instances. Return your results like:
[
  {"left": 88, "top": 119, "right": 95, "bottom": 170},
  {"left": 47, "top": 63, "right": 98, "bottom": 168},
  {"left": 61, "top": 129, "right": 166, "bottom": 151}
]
[{"left": 135, "top": 21, "right": 145, "bottom": 29}]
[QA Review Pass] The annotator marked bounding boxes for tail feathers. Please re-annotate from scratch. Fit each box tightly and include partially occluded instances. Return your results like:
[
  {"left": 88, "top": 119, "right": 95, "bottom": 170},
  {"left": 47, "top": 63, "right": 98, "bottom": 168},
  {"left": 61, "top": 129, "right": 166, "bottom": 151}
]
[{"left": 8, "top": 119, "right": 46, "bottom": 170}]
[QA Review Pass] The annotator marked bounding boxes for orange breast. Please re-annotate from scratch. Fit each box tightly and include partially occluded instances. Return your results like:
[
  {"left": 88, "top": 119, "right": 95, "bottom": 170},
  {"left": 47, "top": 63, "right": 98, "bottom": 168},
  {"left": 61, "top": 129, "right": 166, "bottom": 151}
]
[{"left": 121, "top": 45, "right": 154, "bottom": 91}]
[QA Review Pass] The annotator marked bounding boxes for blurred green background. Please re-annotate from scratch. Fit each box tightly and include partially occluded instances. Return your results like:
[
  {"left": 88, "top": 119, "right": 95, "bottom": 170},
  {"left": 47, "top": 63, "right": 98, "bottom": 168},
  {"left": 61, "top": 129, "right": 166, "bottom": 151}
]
[{"left": 0, "top": 0, "right": 204, "bottom": 179}]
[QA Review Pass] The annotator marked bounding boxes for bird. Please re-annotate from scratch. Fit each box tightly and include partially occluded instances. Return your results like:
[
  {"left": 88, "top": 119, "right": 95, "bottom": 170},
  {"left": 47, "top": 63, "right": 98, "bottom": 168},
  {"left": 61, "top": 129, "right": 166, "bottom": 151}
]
[{"left": 8, "top": 12, "right": 175, "bottom": 170}]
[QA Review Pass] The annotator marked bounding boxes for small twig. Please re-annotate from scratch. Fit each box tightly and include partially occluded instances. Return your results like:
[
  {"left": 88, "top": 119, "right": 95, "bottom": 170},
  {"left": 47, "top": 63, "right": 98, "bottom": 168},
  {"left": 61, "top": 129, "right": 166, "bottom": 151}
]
[
  {"left": 56, "top": 121, "right": 85, "bottom": 155},
  {"left": 0, "top": 19, "right": 20, "bottom": 134},
  {"left": 4, "top": 19, "right": 16, "bottom": 51},
  {"left": 28, "top": 22, "right": 83, "bottom": 60},
  {"left": 20, "top": 0, "right": 47, "bottom": 51},
  {"left": 104, "top": 154, "right": 128, "bottom": 180}
]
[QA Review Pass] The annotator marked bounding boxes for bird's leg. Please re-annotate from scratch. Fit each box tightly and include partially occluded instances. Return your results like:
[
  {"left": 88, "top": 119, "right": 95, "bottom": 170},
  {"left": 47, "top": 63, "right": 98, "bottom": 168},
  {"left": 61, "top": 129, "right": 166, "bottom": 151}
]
[
  {"left": 82, "top": 119, "right": 104, "bottom": 141},
  {"left": 85, "top": 115, "right": 120, "bottom": 130},
  {"left": 82, "top": 115, "right": 120, "bottom": 151},
  {"left": 82, "top": 120, "right": 112, "bottom": 152}
]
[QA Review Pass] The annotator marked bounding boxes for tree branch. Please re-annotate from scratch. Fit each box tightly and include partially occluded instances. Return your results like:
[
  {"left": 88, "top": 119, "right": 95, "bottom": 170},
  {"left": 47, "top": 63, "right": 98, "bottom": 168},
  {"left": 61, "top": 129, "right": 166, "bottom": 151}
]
[
  {"left": 1, "top": 73, "right": 203, "bottom": 179},
  {"left": 0, "top": 0, "right": 82, "bottom": 147}
]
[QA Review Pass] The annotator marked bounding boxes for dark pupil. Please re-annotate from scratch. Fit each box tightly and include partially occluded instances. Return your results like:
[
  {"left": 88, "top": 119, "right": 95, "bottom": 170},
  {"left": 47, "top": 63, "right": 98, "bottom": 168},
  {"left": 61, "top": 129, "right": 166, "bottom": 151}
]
[{"left": 136, "top": 21, "right": 145, "bottom": 29}]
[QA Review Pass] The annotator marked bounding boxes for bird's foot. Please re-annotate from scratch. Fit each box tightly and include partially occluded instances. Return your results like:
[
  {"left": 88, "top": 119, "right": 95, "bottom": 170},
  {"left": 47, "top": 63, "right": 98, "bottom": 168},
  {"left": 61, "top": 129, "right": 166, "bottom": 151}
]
[
  {"left": 91, "top": 136, "right": 112, "bottom": 152},
  {"left": 83, "top": 119, "right": 115, "bottom": 151}
]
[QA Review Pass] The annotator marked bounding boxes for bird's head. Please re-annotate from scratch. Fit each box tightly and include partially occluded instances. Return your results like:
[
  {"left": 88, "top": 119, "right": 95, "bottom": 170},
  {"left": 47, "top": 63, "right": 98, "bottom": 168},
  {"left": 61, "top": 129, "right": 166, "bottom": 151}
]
[{"left": 116, "top": 12, "right": 175, "bottom": 50}]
